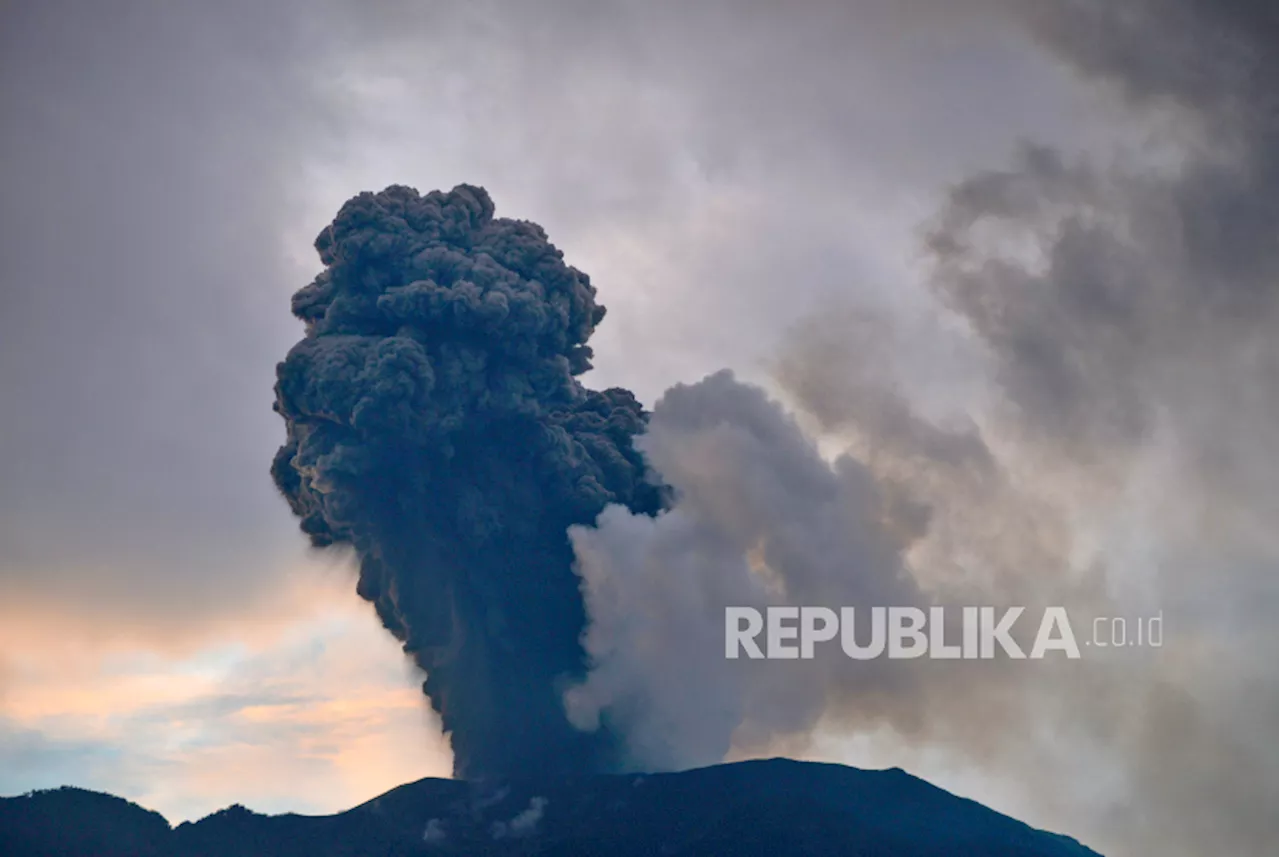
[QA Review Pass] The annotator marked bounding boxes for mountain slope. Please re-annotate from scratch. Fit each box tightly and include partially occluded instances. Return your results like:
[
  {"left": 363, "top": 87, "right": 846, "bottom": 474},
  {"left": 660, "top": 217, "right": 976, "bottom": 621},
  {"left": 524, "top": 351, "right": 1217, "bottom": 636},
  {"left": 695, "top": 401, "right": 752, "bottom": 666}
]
[{"left": 1, "top": 758, "right": 1103, "bottom": 856}]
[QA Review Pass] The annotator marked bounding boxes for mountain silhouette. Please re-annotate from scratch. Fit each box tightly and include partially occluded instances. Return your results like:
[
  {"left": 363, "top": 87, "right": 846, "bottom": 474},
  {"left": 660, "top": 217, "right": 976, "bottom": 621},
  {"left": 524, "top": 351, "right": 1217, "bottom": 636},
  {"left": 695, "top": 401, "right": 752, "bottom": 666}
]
[{"left": 0, "top": 758, "right": 1102, "bottom": 856}]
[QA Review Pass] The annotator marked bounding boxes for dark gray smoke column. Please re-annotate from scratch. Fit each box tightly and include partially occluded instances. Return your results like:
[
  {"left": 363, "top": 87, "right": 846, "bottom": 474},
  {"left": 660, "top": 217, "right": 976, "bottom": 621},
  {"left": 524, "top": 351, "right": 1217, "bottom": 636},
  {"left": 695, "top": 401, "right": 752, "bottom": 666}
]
[{"left": 271, "top": 184, "right": 663, "bottom": 777}]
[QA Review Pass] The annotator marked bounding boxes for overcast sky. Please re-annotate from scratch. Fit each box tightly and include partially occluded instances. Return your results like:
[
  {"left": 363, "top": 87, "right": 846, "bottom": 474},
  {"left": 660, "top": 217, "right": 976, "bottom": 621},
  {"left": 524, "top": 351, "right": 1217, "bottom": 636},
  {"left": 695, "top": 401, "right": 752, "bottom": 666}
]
[{"left": 0, "top": 2, "right": 1273, "bottom": 856}]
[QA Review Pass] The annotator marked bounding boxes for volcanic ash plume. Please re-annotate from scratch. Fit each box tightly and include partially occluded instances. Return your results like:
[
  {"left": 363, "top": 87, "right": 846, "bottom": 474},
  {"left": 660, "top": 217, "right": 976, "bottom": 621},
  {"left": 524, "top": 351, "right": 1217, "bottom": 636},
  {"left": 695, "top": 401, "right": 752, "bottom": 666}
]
[{"left": 271, "top": 184, "right": 663, "bottom": 778}]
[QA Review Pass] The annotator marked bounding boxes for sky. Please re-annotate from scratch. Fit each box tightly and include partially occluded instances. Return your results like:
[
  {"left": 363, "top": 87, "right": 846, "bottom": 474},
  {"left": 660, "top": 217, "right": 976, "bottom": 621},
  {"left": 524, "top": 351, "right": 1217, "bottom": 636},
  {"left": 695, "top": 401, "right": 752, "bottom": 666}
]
[{"left": 0, "top": 2, "right": 1274, "bottom": 856}]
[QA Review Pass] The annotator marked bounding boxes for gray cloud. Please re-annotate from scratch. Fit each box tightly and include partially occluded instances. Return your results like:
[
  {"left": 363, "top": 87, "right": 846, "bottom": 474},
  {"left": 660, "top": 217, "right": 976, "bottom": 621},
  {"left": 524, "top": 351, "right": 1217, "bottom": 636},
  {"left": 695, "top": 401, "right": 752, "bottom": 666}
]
[
  {"left": 912, "top": 3, "right": 1276, "bottom": 851},
  {"left": 564, "top": 2, "right": 1275, "bottom": 856},
  {"left": 0, "top": 0, "right": 1092, "bottom": 635},
  {"left": 773, "top": 303, "right": 1275, "bottom": 856},
  {"left": 0, "top": 1, "right": 347, "bottom": 624},
  {"left": 934, "top": 1, "right": 1276, "bottom": 492},
  {"left": 0, "top": 17, "right": 459, "bottom": 834},
  {"left": 286, "top": 0, "right": 1111, "bottom": 403}
]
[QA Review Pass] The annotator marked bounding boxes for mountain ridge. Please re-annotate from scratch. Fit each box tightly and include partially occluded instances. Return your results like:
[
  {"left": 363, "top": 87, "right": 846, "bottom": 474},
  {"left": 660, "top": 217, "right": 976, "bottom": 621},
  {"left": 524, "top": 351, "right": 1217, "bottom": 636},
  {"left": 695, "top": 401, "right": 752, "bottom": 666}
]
[{"left": 0, "top": 757, "right": 1103, "bottom": 856}]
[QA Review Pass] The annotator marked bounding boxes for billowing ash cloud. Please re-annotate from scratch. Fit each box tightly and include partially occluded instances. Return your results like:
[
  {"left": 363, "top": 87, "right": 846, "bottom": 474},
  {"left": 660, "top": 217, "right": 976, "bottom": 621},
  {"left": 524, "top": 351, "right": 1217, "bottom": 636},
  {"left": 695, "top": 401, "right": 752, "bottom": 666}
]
[
  {"left": 271, "top": 184, "right": 663, "bottom": 778},
  {"left": 267, "top": 3, "right": 1271, "bottom": 852}
]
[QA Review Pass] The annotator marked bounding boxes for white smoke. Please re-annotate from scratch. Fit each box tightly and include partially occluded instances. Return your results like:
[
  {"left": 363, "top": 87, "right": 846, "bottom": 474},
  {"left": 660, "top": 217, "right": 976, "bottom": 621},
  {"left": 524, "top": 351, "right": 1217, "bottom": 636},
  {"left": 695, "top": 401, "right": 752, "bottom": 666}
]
[
  {"left": 490, "top": 796, "right": 548, "bottom": 839},
  {"left": 566, "top": 370, "right": 938, "bottom": 769}
]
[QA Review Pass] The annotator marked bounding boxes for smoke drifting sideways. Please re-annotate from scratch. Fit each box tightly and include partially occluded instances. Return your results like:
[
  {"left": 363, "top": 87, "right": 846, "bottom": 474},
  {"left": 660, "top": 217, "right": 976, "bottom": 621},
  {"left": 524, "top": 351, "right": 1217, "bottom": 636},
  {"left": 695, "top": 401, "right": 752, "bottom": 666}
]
[
  {"left": 564, "top": 354, "right": 1091, "bottom": 777},
  {"left": 271, "top": 184, "right": 663, "bottom": 778},
  {"left": 564, "top": 370, "right": 934, "bottom": 771},
  {"left": 564, "top": 4, "right": 1277, "bottom": 856}
]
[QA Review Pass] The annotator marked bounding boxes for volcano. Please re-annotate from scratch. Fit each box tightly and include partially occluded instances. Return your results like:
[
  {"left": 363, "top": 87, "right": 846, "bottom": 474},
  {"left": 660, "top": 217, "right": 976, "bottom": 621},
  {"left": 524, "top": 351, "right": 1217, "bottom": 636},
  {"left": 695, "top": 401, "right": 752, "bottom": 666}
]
[{"left": 0, "top": 757, "right": 1101, "bottom": 856}]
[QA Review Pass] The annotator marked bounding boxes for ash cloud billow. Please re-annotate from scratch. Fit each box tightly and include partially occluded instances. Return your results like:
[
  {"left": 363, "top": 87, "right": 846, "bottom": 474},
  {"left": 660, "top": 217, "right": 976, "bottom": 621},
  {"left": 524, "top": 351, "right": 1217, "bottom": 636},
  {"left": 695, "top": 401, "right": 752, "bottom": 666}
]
[
  {"left": 267, "top": 4, "right": 1273, "bottom": 851},
  {"left": 271, "top": 184, "right": 663, "bottom": 778}
]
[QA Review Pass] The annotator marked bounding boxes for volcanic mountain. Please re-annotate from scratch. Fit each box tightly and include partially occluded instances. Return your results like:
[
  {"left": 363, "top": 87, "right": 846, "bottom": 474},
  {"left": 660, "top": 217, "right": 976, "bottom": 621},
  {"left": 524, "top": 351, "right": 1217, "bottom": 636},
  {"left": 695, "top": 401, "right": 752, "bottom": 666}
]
[{"left": 0, "top": 757, "right": 1102, "bottom": 856}]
